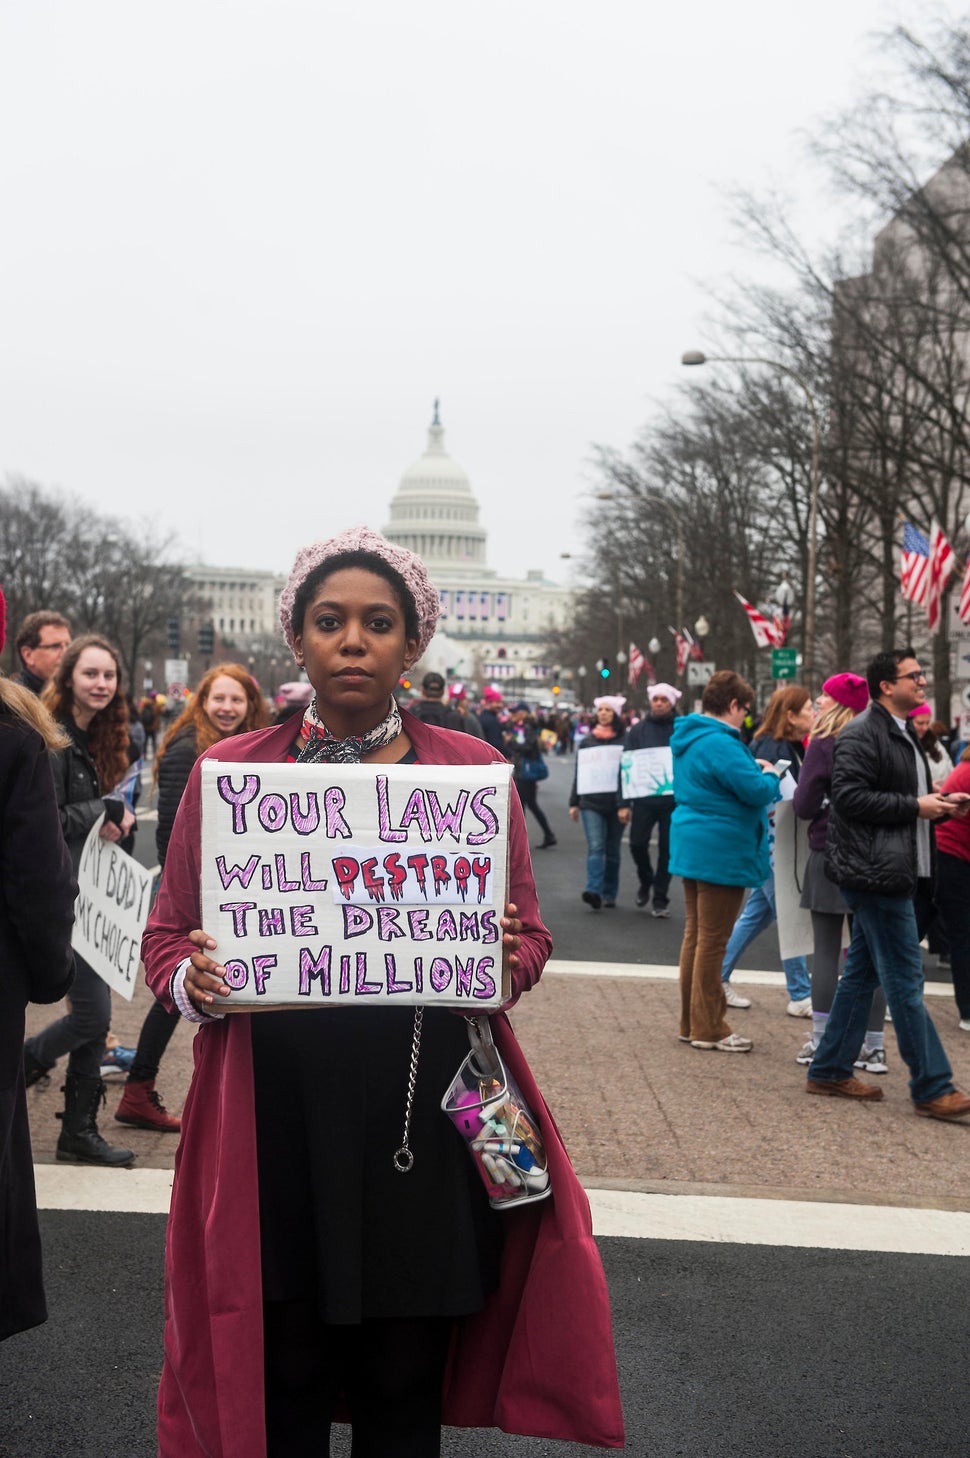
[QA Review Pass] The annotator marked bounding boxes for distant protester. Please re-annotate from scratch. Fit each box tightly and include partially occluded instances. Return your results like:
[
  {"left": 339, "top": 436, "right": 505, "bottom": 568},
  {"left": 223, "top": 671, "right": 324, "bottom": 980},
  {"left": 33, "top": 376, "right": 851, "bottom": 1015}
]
[
  {"left": 618, "top": 683, "right": 679, "bottom": 916},
  {"left": 669, "top": 671, "right": 782, "bottom": 1055},
  {"left": 505, "top": 701, "right": 556, "bottom": 849},
  {"left": 719, "top": 684, "right": 815, "bottom": 1016},
  {"left": 25, "top": 635, "right": 137, "bottom": 1166},
  {"left": 570, "top": 696, "right": 626, "bottom": 910}
]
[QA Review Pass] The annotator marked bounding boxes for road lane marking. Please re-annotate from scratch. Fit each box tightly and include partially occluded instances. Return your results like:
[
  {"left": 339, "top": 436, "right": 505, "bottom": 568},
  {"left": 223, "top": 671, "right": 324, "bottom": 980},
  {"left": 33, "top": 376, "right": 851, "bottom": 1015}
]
[
  {"left": 545, "top": 960, "right": 954, "bottom": 997},
  {"left": 32, "top": 1166, "right": 970, "bottom": 1254},
  {"left": 586, "top": 1188, "right": 970, "bottom": 1256}
]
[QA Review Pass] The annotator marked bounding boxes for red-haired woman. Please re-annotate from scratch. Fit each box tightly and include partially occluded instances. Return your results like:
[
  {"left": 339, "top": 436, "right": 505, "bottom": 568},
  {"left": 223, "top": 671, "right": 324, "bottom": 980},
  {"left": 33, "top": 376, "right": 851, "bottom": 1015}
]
[
  {"left": 114, "top": 664, "right": 268, "bottom": 1131},
  {"left": 24, "top": 635, "right": 136, "bottom": 1166}
]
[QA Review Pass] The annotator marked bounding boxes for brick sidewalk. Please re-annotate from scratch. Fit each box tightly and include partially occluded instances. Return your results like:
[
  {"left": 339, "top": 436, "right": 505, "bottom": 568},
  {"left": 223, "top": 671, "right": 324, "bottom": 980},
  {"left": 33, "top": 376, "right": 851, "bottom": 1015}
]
[{"left": 24, "top": 967, "right": 970, "bottom": 1208}]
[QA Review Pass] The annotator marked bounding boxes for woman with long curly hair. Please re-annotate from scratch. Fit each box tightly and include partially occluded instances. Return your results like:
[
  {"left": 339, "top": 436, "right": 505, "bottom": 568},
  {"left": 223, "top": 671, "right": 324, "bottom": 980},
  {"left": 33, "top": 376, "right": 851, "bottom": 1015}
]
[
  {"left": 114, "top": 664, "right": 268, "bottom": 1133},
  {"left": 24, "top": 634, "right": 137, "bottom": 1166}
]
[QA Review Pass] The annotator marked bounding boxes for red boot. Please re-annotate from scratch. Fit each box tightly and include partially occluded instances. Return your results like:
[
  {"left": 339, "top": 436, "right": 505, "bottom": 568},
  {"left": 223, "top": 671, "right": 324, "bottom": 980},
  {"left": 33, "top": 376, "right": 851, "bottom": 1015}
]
[{"left": 114, "top": 1080, "right": 181, "bottom": 1133}]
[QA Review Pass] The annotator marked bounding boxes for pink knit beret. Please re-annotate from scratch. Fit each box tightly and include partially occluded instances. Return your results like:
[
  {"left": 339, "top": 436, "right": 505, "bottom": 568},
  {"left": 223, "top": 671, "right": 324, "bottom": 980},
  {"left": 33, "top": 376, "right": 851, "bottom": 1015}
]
[
  {"left": 822, "top": 672, "right": 868, "bottom": 714},
  {"left": 279, "top": 525, "right": 441, "bottom": 661}
]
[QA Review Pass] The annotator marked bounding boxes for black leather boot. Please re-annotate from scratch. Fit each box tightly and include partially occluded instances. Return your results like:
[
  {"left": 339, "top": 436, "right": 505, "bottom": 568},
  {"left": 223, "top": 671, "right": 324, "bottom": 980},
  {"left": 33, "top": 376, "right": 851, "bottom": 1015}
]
[{"left": 56, "top": 1074, "right": 135, "bottom": 1167}]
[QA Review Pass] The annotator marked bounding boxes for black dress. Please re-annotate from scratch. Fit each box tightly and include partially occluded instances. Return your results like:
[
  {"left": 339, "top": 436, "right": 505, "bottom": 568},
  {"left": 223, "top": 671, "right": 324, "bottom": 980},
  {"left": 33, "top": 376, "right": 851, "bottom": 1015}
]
[{"left": 250, "top": 747, "right": 503, "bottom": 1325}]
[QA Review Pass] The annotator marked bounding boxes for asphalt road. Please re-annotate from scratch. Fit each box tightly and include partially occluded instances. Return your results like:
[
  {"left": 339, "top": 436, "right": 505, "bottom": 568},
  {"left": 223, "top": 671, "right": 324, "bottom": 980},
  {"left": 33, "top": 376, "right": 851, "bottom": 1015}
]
[
  {"left": 2, "top": 1214, "right": 968, "bottom": 1458},
  {"left": 6, "top": 750, "right": 966, "bottom": 1458}
]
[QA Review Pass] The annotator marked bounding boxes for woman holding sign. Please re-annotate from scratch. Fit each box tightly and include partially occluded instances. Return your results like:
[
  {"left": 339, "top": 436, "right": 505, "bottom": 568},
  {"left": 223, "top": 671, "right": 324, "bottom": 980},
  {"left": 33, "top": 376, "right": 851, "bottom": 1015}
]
[
  {"left": 23, "top": 635, "right": 136, "bottom": 1167},
  {"left": 142, "top": 527, "right": 623, "bottom": 1457},
  {"left": 569, "top": 694, "right": 626, "bottom": 909}
]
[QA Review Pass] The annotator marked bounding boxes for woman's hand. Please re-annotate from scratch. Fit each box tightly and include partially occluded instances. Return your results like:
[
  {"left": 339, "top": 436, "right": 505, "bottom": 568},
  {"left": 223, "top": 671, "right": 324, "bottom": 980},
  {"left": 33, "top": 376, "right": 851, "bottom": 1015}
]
[
  {"left": 569, "top": 806, "right": 579, "bottom": 822},
  {"left": 617, "top": 807, "right": 631, "bottom": 825},
  {"left": 98, "top": 806, "right": 137, "bottom": 842},
  {"left": 184, "top": 929, "right": 232, "bottom": 1012},
  {"left": 501, "top": 901, "right": 523, "bottom": 976}
]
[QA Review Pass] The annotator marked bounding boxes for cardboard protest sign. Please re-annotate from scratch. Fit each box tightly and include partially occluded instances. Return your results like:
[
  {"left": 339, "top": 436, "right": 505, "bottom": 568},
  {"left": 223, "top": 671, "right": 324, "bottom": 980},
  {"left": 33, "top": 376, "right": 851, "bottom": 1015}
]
[
  {"left": 774, "top": 800, "right": 849, "bottom": 961},
  {"left": 74, "top": 816, "right": 155, "bottom": 1000},
  {"left": 619, "top": 747, "right": 674, "bottom": 798},
  {"left": 576, "top": 744, "right": 623, "bottom": 796},
  {"left": 200, "top": 760, "right": 512, "bottom": 1009}
]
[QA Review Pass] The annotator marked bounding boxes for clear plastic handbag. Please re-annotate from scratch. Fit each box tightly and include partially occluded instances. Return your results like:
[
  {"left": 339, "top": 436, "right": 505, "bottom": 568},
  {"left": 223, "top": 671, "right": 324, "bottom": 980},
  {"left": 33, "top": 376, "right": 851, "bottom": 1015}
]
[{"left": 441, "top": 1015, "right": 551, "bottom": 1209}]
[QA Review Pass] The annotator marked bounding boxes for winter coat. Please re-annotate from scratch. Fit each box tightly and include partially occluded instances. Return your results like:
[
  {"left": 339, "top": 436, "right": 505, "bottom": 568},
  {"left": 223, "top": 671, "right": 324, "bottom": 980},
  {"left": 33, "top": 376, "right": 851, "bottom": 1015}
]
[
  {"left": 0, "top": 704, "right": 76, "bottom": 1340},
  {"left": 569, "top": 730, "right": 624, "bottom": 815},
  {"left": 825, "top": 701, "right": 931, "bottom": 896},
  {"left": 478, "top": 708, "right": 505, "bottom": 753},
  {"left": 140, "top": 710, "right": 624, "bottom": 1455},
  {"left": 749, "top": 734, "right": 805, "bottom": 780},
  {"left": 792, "top": 735, "right": 837, "bottom": 852},
  {"left": 936, "top": 761, "right": 970, "bottom": 862},
  {"left": 155, "top": 726, "right": 199, "bottom": 868},
  {"left": 619, "top": 712, "right": 676, "bottom": 808},
  {"left": 668, "top": 713, "right": 782, "bottom": 887},
  {"left": 505, "top": 722, "right": 543, "bottom": 782},
  {"left": 49, "top": 720, "right": 126, "bottom": 871}
]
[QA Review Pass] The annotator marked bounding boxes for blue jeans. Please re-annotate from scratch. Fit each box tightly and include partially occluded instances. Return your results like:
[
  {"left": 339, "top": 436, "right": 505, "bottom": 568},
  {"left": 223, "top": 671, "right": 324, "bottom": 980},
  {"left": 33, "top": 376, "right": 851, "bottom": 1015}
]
[
  {"left": 720, "top": 879, "right": 810, "bottom": 1001},
  {"left": 808, "top": 888, "right": 954, "bottom": 1104},
  {"left": 580, "top": 808, "right": 622, "bottom": 900}
]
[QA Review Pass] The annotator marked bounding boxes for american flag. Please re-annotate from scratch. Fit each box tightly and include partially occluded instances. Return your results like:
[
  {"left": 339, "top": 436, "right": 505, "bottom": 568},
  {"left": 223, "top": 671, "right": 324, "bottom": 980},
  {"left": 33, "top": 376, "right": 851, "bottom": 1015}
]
[
  {"left": 681, "top": 626, "right": 705, "bottom": 662},
  {"left": 733, "top": 592, "right": 785, "bottom": 649},
  {"left": 927, "top": 520, "right": 956, "bottom": 633},
  {"left": 959, "top": 557, "right": 970, "bottom": 625},
  {"left": 900, "top": 522, "right": 930, "bottom": 606},
  {"left": 628, "top": 642, "right": 645, "bottom": 685},
  {"left": 668, "top": 626, "right": 690, "bottom": 675}
]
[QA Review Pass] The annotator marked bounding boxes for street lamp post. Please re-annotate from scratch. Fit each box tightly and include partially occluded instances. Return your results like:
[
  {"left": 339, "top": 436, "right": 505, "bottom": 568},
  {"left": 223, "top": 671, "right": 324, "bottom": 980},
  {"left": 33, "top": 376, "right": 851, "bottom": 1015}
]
[{"left": 682, "top": 350, "right": 820, "bottom": 687}]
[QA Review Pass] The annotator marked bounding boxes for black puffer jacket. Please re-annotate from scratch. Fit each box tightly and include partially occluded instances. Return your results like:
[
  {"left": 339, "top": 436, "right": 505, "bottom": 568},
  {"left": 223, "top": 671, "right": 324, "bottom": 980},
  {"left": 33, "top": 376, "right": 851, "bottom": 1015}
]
[
  {"left": 50, "top": 720, "right": 126, "bottom": 871},
  {"left": 824, "top": 702, "right": 931, "bottom": 896},
  {"left": 155, "top": 727, "right": 199, "bottom": 869}
]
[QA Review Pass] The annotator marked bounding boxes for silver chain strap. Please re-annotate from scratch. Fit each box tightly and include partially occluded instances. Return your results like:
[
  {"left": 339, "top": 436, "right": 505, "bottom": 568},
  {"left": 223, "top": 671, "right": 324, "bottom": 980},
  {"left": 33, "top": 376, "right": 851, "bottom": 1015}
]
[{"left": 392, "top": 1006, "right": 424, "bottom": 1173}]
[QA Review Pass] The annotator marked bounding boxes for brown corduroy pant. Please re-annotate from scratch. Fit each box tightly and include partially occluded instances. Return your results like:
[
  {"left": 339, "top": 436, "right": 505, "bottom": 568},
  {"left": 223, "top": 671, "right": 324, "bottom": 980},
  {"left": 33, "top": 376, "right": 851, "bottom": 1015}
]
[{"left": 678, "top": 879, "right": 747, "bottom": 1044}]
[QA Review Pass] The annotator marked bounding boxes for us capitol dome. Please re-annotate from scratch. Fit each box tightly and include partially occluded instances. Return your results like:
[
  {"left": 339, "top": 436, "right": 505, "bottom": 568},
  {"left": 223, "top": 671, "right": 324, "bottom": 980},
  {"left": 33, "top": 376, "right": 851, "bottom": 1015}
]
[{"left": 383, "top": 402, "right": 573, "bottom": 696}]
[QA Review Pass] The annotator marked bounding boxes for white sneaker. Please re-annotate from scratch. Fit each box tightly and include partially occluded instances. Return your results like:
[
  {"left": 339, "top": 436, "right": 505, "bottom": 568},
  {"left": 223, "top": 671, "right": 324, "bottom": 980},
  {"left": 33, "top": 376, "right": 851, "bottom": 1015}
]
[
  {"left": 692, "top": 1033, "right": 753, "bottom": 1053},
  {"left": 724, "top": 984, "right": 752, "bottom": 1009},
  {"left": 786, "top": 997, "right": 812, "bottom": 1018},
  {"left": 853, "top": 1046, "right": 889, "bottom": 1074},
  {"left": 714, "top": 1033, "right": 753, "bottom": 1053},
  {"left": 796, "top": 1039, "right": 816, "bottom": 1065},
  {"left": 960, "top": 1020, "right": 970, "bottom": 1033}
]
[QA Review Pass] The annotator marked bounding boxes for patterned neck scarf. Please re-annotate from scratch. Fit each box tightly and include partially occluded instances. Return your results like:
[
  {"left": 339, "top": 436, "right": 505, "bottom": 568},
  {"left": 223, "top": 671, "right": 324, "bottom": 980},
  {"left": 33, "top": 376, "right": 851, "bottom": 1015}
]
[{"left": 295, "top": 696, "right": 403, "bottom": 764}]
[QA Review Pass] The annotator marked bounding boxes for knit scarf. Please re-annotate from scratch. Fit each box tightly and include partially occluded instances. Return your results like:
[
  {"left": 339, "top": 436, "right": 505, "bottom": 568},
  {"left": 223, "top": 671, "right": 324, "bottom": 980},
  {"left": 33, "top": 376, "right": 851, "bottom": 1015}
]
[{"left": 295, "top": 696, "right": 403, "bottom": 764}]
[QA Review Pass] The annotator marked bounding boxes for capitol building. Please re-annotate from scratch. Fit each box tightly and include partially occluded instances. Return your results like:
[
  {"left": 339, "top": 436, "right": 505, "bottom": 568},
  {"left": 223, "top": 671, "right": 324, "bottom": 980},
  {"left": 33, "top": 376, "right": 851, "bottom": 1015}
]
[{"left": 185, "top": 406, "right": 573, "bottom": 698}]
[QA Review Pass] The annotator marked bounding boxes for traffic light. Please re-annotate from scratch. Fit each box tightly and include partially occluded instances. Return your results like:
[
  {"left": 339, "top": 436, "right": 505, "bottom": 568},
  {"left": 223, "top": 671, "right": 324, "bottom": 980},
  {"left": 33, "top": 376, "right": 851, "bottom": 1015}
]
[
  {"left": 552, "top": 684, "right": 561, "bottom": 696},
  {"left": 197, "top": 622, "right": 215, "bottom": 657},
  {"left": 166, "top": 617, "right": 180, "bottom": 652},
  {"left": 596, "top": 657, "right": 611, "bottom": 680}
]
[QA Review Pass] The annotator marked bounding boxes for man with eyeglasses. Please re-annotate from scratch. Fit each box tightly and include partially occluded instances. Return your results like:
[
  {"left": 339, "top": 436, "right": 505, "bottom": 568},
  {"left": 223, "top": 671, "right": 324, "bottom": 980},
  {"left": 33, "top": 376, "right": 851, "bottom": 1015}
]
[
  {"left": 13, "top": 611, "right": 72, "bottom": 695},
  {"left": 807, "top": 648, "right": 970, "bottom": 1120}
]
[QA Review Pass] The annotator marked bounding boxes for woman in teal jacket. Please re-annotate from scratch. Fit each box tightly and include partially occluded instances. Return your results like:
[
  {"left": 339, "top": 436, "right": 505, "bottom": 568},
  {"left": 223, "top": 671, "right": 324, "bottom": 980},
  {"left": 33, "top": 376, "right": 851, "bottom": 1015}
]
[{"left": 669, "top": 671, "right": 782, "bottom": 1054}]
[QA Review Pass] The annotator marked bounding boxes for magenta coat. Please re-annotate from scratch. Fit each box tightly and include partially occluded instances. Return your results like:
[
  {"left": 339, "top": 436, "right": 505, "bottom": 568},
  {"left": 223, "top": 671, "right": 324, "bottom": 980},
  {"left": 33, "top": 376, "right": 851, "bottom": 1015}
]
[{"left": 141, "top": 711, "right": 624, "bottom": 1455}]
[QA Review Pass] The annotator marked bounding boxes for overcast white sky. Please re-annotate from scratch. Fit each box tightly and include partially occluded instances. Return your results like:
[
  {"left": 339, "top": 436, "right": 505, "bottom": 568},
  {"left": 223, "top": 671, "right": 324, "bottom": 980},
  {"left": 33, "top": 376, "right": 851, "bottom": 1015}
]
[{"left": 0, "top": 0, "right": 931, "bottom": 585}]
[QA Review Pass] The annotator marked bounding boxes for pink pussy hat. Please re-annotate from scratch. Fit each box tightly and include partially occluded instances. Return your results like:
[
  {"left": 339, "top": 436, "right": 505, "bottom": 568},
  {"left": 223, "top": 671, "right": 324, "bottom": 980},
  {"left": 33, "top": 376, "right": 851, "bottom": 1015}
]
[
  {"left": 907, "top": 703, "right": 931, "bottom": 719},
  {"left": 279, "top": 525, "right": 441, "bottom": 661},
  {"left": 822, "top": 672, "right": 869, "bottom": 714},
  {"left": 593, "top": 695, "right": 626, "bottom": 715}
]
